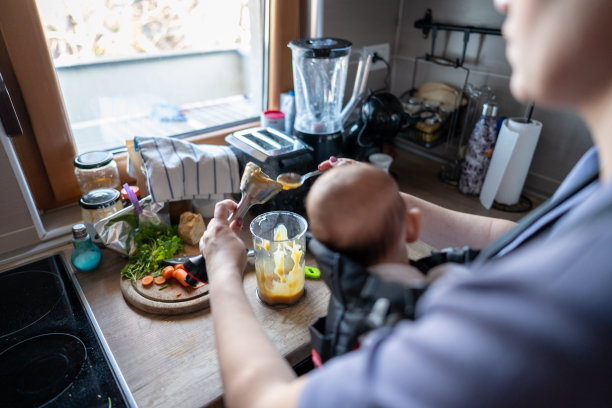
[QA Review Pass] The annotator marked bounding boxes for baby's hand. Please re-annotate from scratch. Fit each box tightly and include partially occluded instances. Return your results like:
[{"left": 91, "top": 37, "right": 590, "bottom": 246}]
[{"left": 318, "top": 156, "right": 356, "bottom": 171}]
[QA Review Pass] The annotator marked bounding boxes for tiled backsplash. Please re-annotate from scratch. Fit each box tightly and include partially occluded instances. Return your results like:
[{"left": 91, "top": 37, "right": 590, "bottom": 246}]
[{"left": 323, "top": 0, "right": 593, "bottom": 198}]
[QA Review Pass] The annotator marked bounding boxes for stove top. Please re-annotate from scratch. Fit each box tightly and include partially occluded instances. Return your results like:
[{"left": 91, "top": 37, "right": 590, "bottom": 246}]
[{"left": 0, "top": 255, "right": 136, "bottom": 407}]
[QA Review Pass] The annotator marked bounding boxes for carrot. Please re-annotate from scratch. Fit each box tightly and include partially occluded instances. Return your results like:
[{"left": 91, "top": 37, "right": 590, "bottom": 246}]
[
  {"left": 162, "top": 266, "right": 175, "bottom": 280},
  {"left": 176, "top": 292, "right": 182, "bottom": 297},
  {"left": 141, "top": 275, "right": 154, "bottom": 286},
  {"left": 174, "top": 263, "right": 185, "bottom": 271},
  {"left": 172, "top": 267, "right": 191, "bottom": 287},
  {"left": 154, "top": 276, "right": 166, "bottom": 285}
]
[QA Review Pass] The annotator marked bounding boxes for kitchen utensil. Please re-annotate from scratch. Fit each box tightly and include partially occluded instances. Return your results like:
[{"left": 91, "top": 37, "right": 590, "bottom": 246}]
[
  {"left": 163, "top": 249, "right": 256, "bottom": 287},
  {"left": 229, "top": 162, "right": 283, "bottom": 223},
  {"left": 276, "top": 169, "right": 322, "bottom": 190},
  {"left": 288, "top": 37, "right": 373, "bottom": 162},
  {"left": 119, "top": 275, "right": 210, "bottom": 315}
]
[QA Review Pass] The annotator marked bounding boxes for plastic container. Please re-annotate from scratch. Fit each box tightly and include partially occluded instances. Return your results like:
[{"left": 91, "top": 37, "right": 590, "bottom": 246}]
[
  {"left": 74, "top": 151, "right": 121, "bottom": 194},
  {"left": 70, "top": 224, "right": 102, "bottom": 272},
  {"left": 79, "top": 188, "right": 124, "bottom": 238},
  {"left": 369, "top": 153, "right": 393, "bottom": 173}
]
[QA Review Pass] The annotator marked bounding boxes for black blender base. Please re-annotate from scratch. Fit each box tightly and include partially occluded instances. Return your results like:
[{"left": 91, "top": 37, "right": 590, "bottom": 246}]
[{"left": 295, "top": 131, "right": 343, "bottom": 164}]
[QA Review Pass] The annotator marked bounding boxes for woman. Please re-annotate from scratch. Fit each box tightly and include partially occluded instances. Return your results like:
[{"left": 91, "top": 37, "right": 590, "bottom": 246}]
[{"left": 201, "top": 1, "right": 612, "bottom": 406}]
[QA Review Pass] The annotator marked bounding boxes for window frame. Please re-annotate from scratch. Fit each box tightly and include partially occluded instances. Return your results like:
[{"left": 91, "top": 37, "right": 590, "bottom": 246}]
[{"left": 0, "top": 0, "right": 300, "bottom": 211}]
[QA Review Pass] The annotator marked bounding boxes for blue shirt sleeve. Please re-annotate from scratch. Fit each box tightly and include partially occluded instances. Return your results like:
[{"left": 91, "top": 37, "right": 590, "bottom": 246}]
[{"left": 299, "top": 220, "right": 612, "bottom": 408}]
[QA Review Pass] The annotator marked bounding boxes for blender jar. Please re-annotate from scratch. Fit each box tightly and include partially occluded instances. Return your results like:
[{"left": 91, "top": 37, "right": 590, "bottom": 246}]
[{"left": 288, "top": 38, "right": 352, "bottom": 136}]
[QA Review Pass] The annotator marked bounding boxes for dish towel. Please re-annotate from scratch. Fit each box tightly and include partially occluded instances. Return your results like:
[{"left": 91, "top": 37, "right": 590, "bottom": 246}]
[{"left": 134, "top": 136, "right": 240, "bottom": 203}]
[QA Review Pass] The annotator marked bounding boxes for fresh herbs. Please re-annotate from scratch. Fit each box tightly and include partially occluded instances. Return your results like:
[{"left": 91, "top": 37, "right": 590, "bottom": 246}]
[
  {"left": 121, "top": 224, "right": 184, "bottom": 281},
  {"left": 158, "top": 284, "right": 169, "bottom": 291}
]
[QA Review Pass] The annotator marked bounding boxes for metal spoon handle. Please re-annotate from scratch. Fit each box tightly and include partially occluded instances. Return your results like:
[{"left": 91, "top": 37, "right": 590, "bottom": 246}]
[{"left": 303, "top": 169, "right": 322, "bottom": 181}]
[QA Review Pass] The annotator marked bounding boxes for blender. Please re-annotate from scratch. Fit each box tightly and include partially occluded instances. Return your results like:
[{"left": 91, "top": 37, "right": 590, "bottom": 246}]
[{"left": 288, "top": 38, "right": 373, "bottom": 163}]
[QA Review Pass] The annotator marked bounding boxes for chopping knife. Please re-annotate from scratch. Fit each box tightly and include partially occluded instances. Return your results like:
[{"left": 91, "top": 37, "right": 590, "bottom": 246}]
[{"left": 164, "top": 250, "right": 255, "bottom": 287}]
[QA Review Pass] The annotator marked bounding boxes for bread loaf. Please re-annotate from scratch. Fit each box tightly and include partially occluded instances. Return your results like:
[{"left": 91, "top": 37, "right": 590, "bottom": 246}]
[{"left": 178, "top": 212, "right": 206, "bottom": 246}]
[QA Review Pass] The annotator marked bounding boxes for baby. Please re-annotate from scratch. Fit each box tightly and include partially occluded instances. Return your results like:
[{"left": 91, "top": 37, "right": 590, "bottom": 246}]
[{"left": 306, "top": 163, "right": 422, "bottom": 272}]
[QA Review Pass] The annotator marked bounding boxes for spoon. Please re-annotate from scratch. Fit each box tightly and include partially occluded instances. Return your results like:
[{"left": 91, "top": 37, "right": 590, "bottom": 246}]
[{"left": 276, "top": 169, "right": 322, "bottom": 190}]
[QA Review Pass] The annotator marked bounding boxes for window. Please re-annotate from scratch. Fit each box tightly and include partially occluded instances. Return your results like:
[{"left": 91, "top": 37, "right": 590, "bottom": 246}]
[
  {"left": 0, "top": 0, "right": 299, "bottom": 209},
  {"left": 36, "top": 0, "right": 262, "bottom": 154}
]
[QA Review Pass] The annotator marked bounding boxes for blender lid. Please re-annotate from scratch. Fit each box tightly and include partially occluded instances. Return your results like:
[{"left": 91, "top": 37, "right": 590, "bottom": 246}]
[{"left": 288, "top": 37, "right": 352, "bottom": 58}]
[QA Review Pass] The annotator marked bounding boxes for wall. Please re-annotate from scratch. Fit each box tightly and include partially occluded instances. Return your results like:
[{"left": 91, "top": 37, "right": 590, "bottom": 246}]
[{"left": 323, "top": 0, "right": 593, "bottom": 198}]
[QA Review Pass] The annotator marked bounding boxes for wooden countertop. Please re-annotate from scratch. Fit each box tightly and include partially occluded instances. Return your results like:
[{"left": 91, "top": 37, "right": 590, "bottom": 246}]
[{"left": 74, "top": 235, "right": 329, "bottom": 408}]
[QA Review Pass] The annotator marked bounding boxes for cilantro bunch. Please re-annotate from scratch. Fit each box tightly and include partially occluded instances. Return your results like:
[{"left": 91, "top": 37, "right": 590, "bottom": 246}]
[{"left": 121, "top": 224, "right": 184, "bottom": 281}]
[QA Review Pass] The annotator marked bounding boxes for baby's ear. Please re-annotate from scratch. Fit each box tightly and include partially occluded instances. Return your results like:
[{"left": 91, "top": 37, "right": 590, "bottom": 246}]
[{"left": 405, "top": 207, "right": 422, "bottom": 243}]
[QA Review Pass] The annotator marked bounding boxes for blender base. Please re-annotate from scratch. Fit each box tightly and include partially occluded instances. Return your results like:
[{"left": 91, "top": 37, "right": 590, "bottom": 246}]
[{"left": 295, "top": 131, "right": 343, "bottom": 163}]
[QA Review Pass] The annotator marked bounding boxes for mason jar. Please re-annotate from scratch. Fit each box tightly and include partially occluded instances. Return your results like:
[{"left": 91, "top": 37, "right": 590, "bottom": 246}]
[
  {"left": 74, "top": 151, "right": 121, "bottom": 194},
  {"left": 79, "top": 188, "right": 124, "bottom": 239}
]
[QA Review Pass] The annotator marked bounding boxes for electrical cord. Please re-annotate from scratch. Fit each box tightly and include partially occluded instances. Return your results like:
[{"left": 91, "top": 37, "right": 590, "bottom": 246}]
[{"left": 371, "top": 52, "right": 391, "bottom": 93}]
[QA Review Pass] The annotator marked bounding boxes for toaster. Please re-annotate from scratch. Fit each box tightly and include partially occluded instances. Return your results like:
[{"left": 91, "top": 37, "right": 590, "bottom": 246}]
[{"left": 226, "top": 127, "right": 316, "bottom": 215}]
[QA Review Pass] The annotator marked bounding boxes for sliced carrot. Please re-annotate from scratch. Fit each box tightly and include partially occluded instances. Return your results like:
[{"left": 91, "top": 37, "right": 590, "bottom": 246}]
[
  {"left": 141, "top": 275, "right": 154, "bottom": 286},
  {"left": 154, "top": 276, "right": 166, "bottom": 285},
  {"left": 162, "top": 266, "right": 175, "bottom": 280},
  {"left": 176, "top": 292, "right": 182, "bottom": 297},
  {"left": 172, "top": 267, "right": 191, "bottom": 287}
]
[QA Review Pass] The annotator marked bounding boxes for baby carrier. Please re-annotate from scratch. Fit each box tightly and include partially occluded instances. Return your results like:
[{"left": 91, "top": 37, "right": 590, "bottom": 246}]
[{"left": 307, "top": 238, "right": 434, "bottom": 366}]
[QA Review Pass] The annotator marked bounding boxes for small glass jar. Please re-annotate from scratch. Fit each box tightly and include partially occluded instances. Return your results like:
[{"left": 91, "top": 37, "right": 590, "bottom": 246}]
[
  {"left": 74, "top": 151, "right": 121, "bottom": 194},
  {"left": 79, "top": 188, "right": 124, "bottom": 227},
  {"left": 71, "top": 224, "right": 102, "bottom": 272}
]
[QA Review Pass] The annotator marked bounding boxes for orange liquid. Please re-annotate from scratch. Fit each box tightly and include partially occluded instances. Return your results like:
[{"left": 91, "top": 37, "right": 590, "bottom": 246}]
[{"left": 276, "top": 175, "right": 301, "bottom": 190}]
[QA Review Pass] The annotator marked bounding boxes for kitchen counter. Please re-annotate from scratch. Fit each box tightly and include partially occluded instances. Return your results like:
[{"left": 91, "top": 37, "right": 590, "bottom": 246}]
[{"left": 1, "top": 147, "right": 539, "bottom": 407}]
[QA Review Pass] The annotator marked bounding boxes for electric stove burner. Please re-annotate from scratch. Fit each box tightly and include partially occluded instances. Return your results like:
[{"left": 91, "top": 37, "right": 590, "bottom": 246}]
[
  {"left": 0, "top": 255, "right": 136, "bottom": 407},
  {"left": 0, "top": 333, "right": 86, "bottom": 407},
  {"left": 0, "top": 271, "right": 63, "bottom": 339}
]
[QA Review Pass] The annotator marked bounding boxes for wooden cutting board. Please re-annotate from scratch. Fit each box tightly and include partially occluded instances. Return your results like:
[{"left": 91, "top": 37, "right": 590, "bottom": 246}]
[{"left": 119, "top": 244, "right": 210, "bottom": 315}]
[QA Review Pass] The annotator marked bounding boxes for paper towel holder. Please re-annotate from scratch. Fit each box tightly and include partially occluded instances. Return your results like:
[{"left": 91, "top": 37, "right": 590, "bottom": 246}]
[{"left": 513, "top": 103, "right": 536, "bottom": 124}]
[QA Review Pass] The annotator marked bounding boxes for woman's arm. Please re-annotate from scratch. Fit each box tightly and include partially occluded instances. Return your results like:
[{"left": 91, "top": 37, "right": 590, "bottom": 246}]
[
  {"left": 201, "top": 201, "right": 306, "bottom": 408},
  {"left": 401, "top": 192, "right": 516, "bottom": 250},
  {"left": 319, "top": 157, "right": 516, "bottom": 250}
]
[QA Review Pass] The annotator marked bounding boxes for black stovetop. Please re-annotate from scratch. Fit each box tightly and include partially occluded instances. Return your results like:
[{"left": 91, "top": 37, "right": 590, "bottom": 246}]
[{"left": 0, "top": 254, "right": 136, "bottom": 408}]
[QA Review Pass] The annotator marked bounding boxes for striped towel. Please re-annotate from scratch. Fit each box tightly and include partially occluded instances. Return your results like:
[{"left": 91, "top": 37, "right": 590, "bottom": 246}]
[{"left": 135, "top": 136, "right": 240, "bottom": 203}]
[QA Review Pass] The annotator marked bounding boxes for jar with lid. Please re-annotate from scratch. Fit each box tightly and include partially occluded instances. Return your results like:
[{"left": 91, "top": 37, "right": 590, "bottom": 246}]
[
  {"left": 71, "top": 223, "right": 102, "bottom": 272},
  {"left": 79, "top": 188, "right": 124, "bottom": 238},
  {"left": 74, "top": 151, "right": 121, "bottom": 194}
]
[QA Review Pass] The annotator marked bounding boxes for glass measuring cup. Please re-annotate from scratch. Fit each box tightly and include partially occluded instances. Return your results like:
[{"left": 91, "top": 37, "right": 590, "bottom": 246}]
[{"left": 250, "top": 211, "right": 308, "bottom": 306}]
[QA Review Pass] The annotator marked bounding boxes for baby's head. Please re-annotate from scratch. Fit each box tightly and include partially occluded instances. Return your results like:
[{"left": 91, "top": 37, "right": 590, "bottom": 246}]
[{"left": 306, "top": 163, "right": 419, "bottom": 266}]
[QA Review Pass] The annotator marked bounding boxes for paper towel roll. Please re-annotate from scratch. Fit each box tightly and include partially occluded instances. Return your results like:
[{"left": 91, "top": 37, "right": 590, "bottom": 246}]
[{"left": 479, "top": 118, "right": 542, "bottom": 208}]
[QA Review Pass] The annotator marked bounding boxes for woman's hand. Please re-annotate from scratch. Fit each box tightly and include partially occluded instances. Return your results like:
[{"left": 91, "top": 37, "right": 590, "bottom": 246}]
[
  {"left": 317, "top": 155, "right": 356, "bottom": 171},
  {"left": 200, "top": 199, "right": 247, "bottom": 282}
]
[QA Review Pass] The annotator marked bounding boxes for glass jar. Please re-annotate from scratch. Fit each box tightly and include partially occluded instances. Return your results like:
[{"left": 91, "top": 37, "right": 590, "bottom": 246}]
[
  {"left": 250, "top": 211, "right": 308, "bottom": 306},
  {"left": 79, "top": 188, "right": 124, "bottom": 235},
  {"left": 74, "top": 151, "right": 121, "bottom": 194},
  {"left": 71, "top": 224, "right": 102, "bottom": 272}
]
